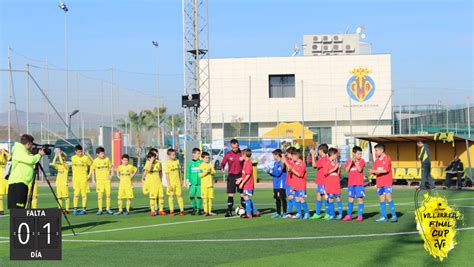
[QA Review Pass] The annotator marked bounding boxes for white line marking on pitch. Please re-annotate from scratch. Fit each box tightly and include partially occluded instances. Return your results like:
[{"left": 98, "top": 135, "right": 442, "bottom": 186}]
[{"left": 54, "top": 227, "right": 474, "bottom": 243}]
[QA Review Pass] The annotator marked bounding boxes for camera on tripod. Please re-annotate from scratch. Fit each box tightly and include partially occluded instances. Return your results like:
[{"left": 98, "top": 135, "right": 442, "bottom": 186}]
[{"left": 31, "top": 143, "right": 53, "bottom": 156}]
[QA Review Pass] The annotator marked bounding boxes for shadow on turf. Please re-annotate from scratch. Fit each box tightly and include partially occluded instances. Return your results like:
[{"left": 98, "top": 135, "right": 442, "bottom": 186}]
[{"left": 63, "top": 220, "right": 117, "bottom": 233}]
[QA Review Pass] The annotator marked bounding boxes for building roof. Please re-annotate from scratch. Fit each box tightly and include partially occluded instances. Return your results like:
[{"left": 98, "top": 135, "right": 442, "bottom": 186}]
[{"left": 356, "top": 134, "right": 473, "bottom": 143}]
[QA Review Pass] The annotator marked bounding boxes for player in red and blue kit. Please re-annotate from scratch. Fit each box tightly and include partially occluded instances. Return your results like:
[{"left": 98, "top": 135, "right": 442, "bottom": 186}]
[
  {"left": 310, "top": 144, "right": 330, "bottom": 220},
  {"left": 369, "top": 143, "right": 398, "bottom": 222},
  {"left": 237, "top": 148, "right": 260, "bottom": 218},
  {"left": 266, "top": 149, "right": 287, "bottom": 218},
  {"left": 283, "top": 147, "right": 296, "bottom": 218},
  {"left": 343, "top": 146, "right": 365, "bottom": 222},
  {"left": 324, "top": 148, "right": 343, "bottom": 220},
  {"left": 289, "top": 149, "right": 310, "bottom": 220}
]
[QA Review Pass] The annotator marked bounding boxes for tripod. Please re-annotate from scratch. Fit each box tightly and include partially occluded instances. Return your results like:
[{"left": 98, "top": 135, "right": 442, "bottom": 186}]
[{"left": 27, "top": 162, "right": 76, "bottom": 236}]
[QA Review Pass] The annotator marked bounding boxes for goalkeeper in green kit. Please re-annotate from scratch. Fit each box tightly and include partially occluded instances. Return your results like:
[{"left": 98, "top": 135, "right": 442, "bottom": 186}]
[{"left": 187, "top": 148, "right": 203, "bottom": 215}]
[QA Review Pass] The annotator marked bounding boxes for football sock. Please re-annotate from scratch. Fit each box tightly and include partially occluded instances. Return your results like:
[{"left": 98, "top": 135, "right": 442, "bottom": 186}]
[
  {"left": 324, "top": 199, "right": 329, "bottom": 213},
  {"left": 281, "top": 196, "right": 287, "bottom": 213},
  {"left": 302, "top": 201, "right": 309, "bottom": 214},
  {"left": 97, "top": 193, "right": 103, "bottom": 211},
  {"left": 177, "top": 196, "right": 184, "bottom": 212},
  {"left": 275, "top": 198, "right": 281, "bottom": 214},
  {"left": 149, "top": 199, "right": 156, "bottom": 211},
  {"left": 337, "top": 201, "right": 343, "bottom": 216},
  {"left": 245, "top": 199, "right": 252, "bottom": 215},
  {"left": 126, "top": 200, "right": 131, "bottom": 212},
  {"left": 295, "top": 201, "right": 302, "bottom": 216},
  {"left": 190, "top": 197, "right": 196, "bottom": 209},
  {"left": 287, "top": 198, "right": 294, "bottom": 212},
  {"left": 241, "top": 197, "right": 246, "bottom": 209},
  {"left": 169, "top": 197, "right": 175, "bottom": 213},
  {"left": 347, "top": 202, "right": 354, "bottom": 216},
  {"left": 380, "top": 202, "right": 387, "bottom": 218},
  {"left": 65, "top": 198, "right": 70, "bottom": 211},
  {"left": 203, "top": 198, "right": 208, "bottom": 213},
  {"left": 316, "top": 200, "right": 322, "bottom": 215},
  {"left": 32, "top": 198, "right": 38, "bottom": 209},
  {"left": 118, "top": 199, "right": 123, "bottom": 211},
  {"left": 358, "top": 203, "right": 364, "bottom": 217},
  {"left": 73, "top": 196, "right": 79, "bottom": 209},
  {"left": 0, "top": 196, "right": 4, "bottom": 212},
  {"left": 251, "top": 200, "right": 259, "bottom": 213},
  {"left": 329, "top": 202, "right": 335, "bottom": 216},
  {"left": 388, "top": 201, "right": 396, "bottom": 217},
  {"left": 106, "top": 195, "right": 111, "bottom": 210},
  {"left": 158, "top": 198, "right": 164, "bottom": 212},
  {"left": 208, "top": 199, "right": 212, "bottom": 213},
  {"left": 227, "top": 196, "right": 233, "bottom": 212},
  {"left": 197, "top": 197, "right": 202, "bottom": 210},
  {"left": 82, "top": 195, "right": 87, "bottom": 210}
]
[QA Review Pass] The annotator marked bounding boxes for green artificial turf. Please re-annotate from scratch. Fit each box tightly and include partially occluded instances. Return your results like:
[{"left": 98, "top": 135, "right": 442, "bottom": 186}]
[{"left": 0, "top": 187, "right": 472, "bottom": 266}]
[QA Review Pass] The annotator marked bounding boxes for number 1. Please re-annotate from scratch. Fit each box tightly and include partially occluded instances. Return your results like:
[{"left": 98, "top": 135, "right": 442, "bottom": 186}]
[{"left": 43, "top": 223, "right": 50, "bottom": 245}]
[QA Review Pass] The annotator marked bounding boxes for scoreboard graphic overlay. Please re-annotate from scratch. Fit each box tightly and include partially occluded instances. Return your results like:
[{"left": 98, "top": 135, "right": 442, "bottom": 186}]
[{"left": 10, "top": 209, "right": 62, "bottom": 260}]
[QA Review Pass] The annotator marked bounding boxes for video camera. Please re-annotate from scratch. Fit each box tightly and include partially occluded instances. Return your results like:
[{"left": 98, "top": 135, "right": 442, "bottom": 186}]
[{"left": 31, "top": 143, "right": 53, "bottom": 156}]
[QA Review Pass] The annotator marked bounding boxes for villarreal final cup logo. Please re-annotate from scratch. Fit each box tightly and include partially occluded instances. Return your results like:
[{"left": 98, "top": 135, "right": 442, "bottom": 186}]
[{"left": 346, "top": 67, "right": 376, "bottom": 102}]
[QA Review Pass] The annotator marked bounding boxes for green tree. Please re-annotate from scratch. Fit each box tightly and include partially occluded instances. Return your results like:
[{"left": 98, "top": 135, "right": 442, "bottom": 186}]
[{"left": 116, "top": 110, "right": 154, "bottom": 167}]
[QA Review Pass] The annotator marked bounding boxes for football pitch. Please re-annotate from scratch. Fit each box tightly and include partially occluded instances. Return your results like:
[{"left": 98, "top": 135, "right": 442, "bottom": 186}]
[{"left": 0, "top": 187, "right": 472, "bottom": 266}]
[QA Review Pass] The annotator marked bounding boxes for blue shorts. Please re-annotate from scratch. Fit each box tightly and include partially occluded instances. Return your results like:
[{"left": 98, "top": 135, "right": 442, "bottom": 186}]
[
  {"left": 294, "top": 190, "right": 307, "bottom": 198},
  {"left": 243, "top": 190, "right": 254, "bottom": 196},
  {"left": 285, "top": 185, "right": 295, "bottom": 196},
  {"left": 327, "top": 193, "right": 341, "bottom": 199},
  {"left": 348, "top": 186, "right": 365, "bottom": 198},
  {"left": 377, "top": 186, "right": 393, "bottom": 195},
  {"left": 316, "top": 184, "right": 325, "bottom": 195}
]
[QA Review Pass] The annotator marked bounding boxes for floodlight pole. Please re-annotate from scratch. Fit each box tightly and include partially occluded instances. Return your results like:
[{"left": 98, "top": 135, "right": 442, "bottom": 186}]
[
  {"left": 152, "top": 41, "right": 161, "bottom": 147},
  {"left": 467, "top": 97, "right": 471, "bottom": 138},
  {"left": 59, "top": 4, "right": 70, "bottom": 138}
]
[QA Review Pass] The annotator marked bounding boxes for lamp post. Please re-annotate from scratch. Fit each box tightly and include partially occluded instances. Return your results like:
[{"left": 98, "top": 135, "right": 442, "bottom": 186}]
[
  {"left": 152, "top": 41, "right": 161, "bottom": 147},
  {"left": 58, "top": 2, "right": 69, "bottom": 137}
]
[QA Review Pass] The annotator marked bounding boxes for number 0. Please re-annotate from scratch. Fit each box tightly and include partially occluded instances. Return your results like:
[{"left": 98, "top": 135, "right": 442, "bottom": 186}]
[
  {"left": 18, "top": 223, "right": 30, "bottom": 245},
  {"left": 43, "top": 223, "right": 50, "bottom": 245}
]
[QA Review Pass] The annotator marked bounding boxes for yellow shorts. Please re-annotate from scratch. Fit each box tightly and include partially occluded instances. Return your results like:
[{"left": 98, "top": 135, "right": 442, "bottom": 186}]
[
  {"left": 56, "top": 184, "right": 69, "bottom": 198},
  {"left": 96, "top": 180, "right": 111, "bottom": 195},
  {"left": 148, "top": 180, "right": 164, "bottom": 199},
  {"left": 201, "top": 187, "right": 214, "bottom": 199},
  {"left": 73, "top": 178, "right": 90, "bottom": 196},
  {"left": 0, "top": 178, "right": 8, "bottom": 195},
  {"left": 118, "top": 185, "right": 134, "bottom": 199},
  {"left": 166, "top": 184, "right": 182, "bottom": 196},
  {"left": 28, "top": 182, "right": 38, "bottom": 197}
]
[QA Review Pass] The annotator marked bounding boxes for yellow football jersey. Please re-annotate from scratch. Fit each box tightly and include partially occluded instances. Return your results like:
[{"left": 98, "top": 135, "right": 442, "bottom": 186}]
[
  {"left": 198, "top": 162, "right": 215, "bottom": 188},
  {"left": 117, "top": 164, "right": 137, "bottom": 186},
  {"left": 71, "top": 154, "right": 92, "bottom": 178},
  {"left": 165, "top": 160, "right": 181, "bottom": 185},
  {"left": 144, "top": 160, "right": 162, "bottom": 180},
  {"left": 90, "top": 157, "right": 112, "bottom": 181},
  {"left": 52, "top": 155, "right": 69, "bottom": 187},
  {"left": 0, "top": 150, "right": 11, "bottom": 177}
]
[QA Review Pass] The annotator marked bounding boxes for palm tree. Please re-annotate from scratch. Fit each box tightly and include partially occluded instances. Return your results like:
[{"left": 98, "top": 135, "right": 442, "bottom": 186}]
[
  {"left": 145, "top": 106, "right": 167, "bottom": 147},
  {"left": 116, "top": 110, "right": 154, "bottom": 168}
]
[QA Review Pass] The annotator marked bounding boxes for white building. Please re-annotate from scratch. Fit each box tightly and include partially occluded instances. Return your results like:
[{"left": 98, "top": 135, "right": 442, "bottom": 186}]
[{"left": 202, "top": 53, "right": 392, "bottom": 146}]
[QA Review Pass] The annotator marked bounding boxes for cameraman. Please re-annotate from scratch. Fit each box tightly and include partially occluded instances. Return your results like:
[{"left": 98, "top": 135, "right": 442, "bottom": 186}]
[{"left": 8, "top": 134, "right": 45, "bottom": 209}]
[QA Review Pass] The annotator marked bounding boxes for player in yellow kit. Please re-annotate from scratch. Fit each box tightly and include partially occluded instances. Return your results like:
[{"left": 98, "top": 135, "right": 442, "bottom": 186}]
[
  {"left": 198, "top": 151, "right": 216, "bottom": 216},
  {"left": 71, "top": 145, "right": 92, "bottom": 215},
  {"left": 114, "top": 154, "right": 137, "bottom": 215},
  {"left": 0, "top": 148, "right": 11, "bottom": 215},
  {"left": 88, "top": 147, "right": 113, "bottom": 215},
  {"left": 165, "top": 148, "right": 185, "bottom": 216},
  {"left": 51, "top": 148, "right": 70, "bottom": 213},
  {"left": 27, "top": 174, "right": 39, "bottom": 209},
  {"left": 142, "top": 151, "right": 165, "bottom": 216}
]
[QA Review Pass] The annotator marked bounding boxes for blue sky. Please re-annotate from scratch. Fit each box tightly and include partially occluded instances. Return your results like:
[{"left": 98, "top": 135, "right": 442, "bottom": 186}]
[{"left": 1, "top": 0, "right": 472, "bottom": 114}]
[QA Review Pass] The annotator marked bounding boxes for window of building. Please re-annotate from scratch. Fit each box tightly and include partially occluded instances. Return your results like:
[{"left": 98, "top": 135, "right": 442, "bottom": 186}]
[
  {"left": 309, "top": 127, "right": 332, "bottom": 144},
  {"left": 269, "top": 74, "right": 295, "bottom": 98}
]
